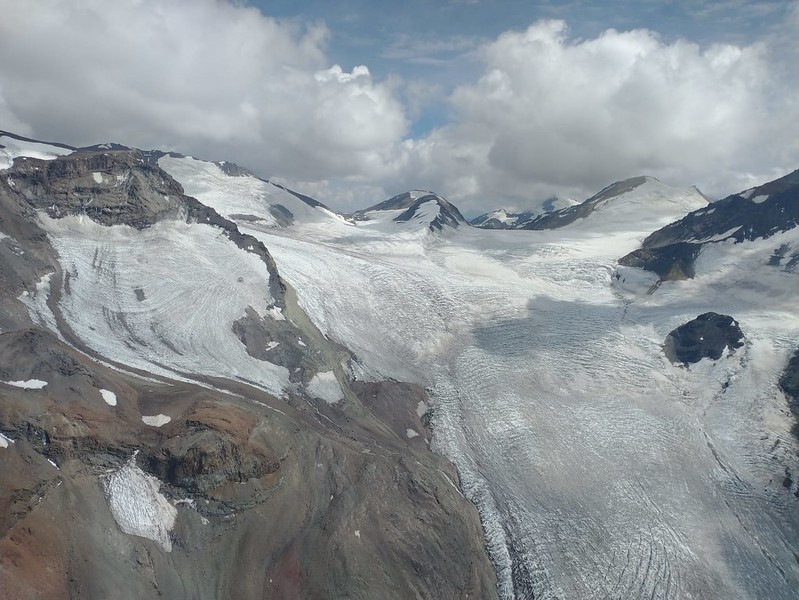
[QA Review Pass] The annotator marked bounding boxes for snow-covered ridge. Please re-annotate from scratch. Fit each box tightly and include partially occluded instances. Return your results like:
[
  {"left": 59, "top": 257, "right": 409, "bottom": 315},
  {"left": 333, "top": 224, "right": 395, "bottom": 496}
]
[
  {"left": 522, "top": 176, "right": 709, "bottom": 233},
  {"left": 471, "top": 197, "right": 578, "bottom": 229},
  {"left": 158, "top": 155, "right": 340, "bottom": 228},
  {"left": 0, "top": 130, "right": 74, "bottom": 170},
  {"left": 620, "top": 168, "right": 799, "bottom": 279}
]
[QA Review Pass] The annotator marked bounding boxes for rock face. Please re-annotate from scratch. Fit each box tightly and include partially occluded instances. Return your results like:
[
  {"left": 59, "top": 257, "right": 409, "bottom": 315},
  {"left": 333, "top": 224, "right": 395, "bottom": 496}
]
[
  {"left": 620, "top": 169, "right": 799, "bottom": 279},
  {"left": 0, "top": 139, "right": 497, "bottom": 599},
  {"left": 664, "top": 312, "right": 745, "bottom": 364}
]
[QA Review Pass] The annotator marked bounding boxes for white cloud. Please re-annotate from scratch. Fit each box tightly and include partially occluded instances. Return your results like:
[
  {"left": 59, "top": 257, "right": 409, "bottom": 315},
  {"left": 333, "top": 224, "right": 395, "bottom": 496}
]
[
  {"left": 0, "top": 3, "right": 796, "bottom": 215},
  {"left": 0, "top": 0, "right": 407, "bottom": 182},
  {"left": 391, "top": 19, "right": 799, "bottom": 213}
]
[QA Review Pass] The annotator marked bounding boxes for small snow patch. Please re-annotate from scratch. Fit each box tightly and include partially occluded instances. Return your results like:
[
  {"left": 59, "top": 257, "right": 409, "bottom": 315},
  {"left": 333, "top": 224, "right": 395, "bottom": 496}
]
[
  {"left": 354, "top": 529, "right": 361, "bottom": 539},
  {"left": 142, "top": 414, "right": 171, "bottom": 427},
  {"left": 297, "top": 337, "right": 307, "bottom": 347},
  {"left": 0, "top": 433, "right": 13, "bottom": 448},
  {"left": 416, "top": 400, "right": 428, "bottom": 419},
  {"left": 307, "top": 371, "right": 344, "bottom": 404},
  {"left": 4, "top": 379, "right": 48, "bottom": 389},
  {"left": 100, "top": 389, "right": 117, "bottom": 406},
  {"left": 751, "top": 194, "right": 769, "bottom": 204},
  {"left": 92, "top": 172, "right": 103, "bottom": 184},
  {"left": 104, "top": 454, "right": 177, "bottom": 551},
  {"left": 406, "top": 428, "right": 420, "bottom": 439},
  {"left": 47, "top": 458, "right": 59, "bottom": 469},
  {"left": 267, "top": 306, "right": 286, "bottom": 321},
  {"left": 266, "top": 341, "right": 279, "bottom": 351}
]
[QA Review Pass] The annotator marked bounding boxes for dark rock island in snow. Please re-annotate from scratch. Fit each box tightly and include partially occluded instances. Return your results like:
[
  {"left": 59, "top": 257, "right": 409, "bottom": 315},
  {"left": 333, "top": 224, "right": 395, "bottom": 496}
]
[{"left": 664, "top": 312, "right": 745, "bottom": 364}]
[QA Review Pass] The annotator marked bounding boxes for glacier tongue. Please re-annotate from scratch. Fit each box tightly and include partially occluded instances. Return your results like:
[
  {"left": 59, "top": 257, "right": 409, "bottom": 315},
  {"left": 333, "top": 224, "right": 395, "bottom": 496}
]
[{"left": 251, "top": 210, "right": 799, "bottom": 599}]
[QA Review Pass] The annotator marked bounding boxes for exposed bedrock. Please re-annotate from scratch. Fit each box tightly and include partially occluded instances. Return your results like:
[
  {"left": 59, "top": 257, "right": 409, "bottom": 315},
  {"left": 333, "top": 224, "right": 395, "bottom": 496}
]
[
  {"left": 663, "top": 312, "right": 745, "bottom": 364},
  {"left": 0, "top": 328, "right": 497, "bottom": 599}
]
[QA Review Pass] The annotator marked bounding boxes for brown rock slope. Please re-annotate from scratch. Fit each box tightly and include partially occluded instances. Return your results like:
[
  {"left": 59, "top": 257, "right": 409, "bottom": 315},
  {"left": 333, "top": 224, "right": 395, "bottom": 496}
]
[{"left": 0, "top": 149, "right": 497, "bottom": 599}]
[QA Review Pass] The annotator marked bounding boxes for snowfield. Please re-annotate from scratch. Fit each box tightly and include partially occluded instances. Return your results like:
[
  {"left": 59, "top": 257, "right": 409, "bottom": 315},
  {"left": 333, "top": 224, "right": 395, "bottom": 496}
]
[
  {"left": 158, "top": 155, "right": 338, "bottom": 227},
  {"left": 237, "top": 187, "right": 799, "bottom": 600}
]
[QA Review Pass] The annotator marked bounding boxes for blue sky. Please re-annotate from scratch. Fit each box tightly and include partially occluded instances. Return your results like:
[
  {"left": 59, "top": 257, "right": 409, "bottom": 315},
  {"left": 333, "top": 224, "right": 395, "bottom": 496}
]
[{"left": 1, "top": 0, "right": 796, "bottom": 213}]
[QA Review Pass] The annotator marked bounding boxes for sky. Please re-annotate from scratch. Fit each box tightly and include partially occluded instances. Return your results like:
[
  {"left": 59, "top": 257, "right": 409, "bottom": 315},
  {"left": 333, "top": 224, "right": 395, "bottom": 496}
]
[{"left": 0, "top": 0, "right": 797, "bottom": 215}]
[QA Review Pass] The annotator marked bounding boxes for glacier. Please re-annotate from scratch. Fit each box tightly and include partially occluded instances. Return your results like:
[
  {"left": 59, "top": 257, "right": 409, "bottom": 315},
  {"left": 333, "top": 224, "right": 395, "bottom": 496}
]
[{"left": 214, "top": 184, "right": 799, "bottom": 599}]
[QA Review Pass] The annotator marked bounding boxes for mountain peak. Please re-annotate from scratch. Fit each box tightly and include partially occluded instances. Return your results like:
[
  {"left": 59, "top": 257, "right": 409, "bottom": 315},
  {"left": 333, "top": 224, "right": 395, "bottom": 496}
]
[{"left": 354, "top": 190, "right": 467, "bottom": 232}]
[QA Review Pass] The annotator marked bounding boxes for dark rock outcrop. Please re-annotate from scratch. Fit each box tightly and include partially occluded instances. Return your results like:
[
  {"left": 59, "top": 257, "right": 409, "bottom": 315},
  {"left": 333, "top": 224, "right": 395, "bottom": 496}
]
[{"left": 664, "top": 312, "right": 745, "bottom": 364}]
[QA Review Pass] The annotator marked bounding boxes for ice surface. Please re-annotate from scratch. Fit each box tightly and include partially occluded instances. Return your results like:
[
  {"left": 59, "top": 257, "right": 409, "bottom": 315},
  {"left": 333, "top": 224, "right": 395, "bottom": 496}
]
[
  {"left": 141, "top": 414, "right": 171, "bottom": 427},
  {"left": 100, "top": 389, "right": 117, "bottom": 406},
  {"left": 3, "top": 379, "right": 48, "bottom": 389},
  {"left": 253, "top": 200, "right": 799, "bottom": 599},
  {"left": 307, "top": 371, "right": 344, "bottom": 404},
  {"left": 104, "top": 455, "right": 177, "bottom": 551},
  {"left": 41, "top": 215, "right": 289, "bottom": 396},
  {"left": 18, "top": 272, "right": 63, "bottom": 339}
]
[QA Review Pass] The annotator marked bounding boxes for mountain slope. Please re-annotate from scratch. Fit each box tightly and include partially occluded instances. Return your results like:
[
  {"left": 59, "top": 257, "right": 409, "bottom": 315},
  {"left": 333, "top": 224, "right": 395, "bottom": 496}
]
[
  {"left": 157, "top": 154, "right": 346, "bottom": 229},
  {"left": 520, "top": 176, "right": 708, "bottom": 233},
  {"left": 0, "top": 136, "right": 497, "bottom": 599},
  {"left": 619, "top": 169, "right": 799, "bottom": 279}
]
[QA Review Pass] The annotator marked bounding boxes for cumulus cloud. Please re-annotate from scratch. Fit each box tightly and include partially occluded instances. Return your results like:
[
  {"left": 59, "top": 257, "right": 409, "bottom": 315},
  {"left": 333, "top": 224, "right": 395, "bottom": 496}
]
[
  {"left": 393, "top": 20, "right": 798, "bottom": 212},
  {"left": 0, "top": 0, "right": 407, "bottom": 182},
  {"left": 0, "top": 2, "right": 796, "bottom": 214}
]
